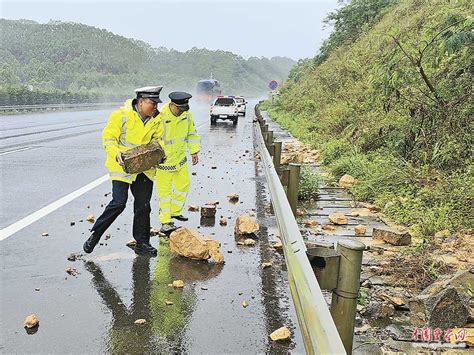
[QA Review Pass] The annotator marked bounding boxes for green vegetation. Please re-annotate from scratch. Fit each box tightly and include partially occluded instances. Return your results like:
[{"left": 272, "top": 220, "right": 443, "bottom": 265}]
[
  {"left": 0, "top": 19, "right": 295, "bottom": 105},
  {"left": 262, "top": 0, "right": 473, "bottom": 239},
  {"left": 298, "top": 166, "right": 322, "bottom": 200}
]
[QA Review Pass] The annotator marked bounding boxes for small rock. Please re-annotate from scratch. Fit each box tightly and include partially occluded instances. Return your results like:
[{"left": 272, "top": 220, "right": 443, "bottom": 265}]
[
  {"left": 219, "top": 217, "right": 228, "bottom": 226},
  {"left": 329, "top": 213, "right": 348, "bottom": 225},
  {"left": 262, "top": 262, "right": 273, "bottom": 269},
  {"left": 70, "top": 222, "right": 75, "bottom": 226},
  {"left": 350, "top": 211, "right": 360, "bottom": 217},
  {"left": 296, "top": 209, "right": 305, "bottom": 217},
  {"left": 201, "top": 205, "right": 216, "bottom": 217},
  {"left": 244, "top": 238, "right": 256, "bottom": 246},
  {"left": 227, "top": 193, "right": 239, "bottom": 203},
  {"left": 67, "top": 253, "right": 82, "bottom": 262},
  {"left": 165, "top": 300, "right": 173, "bottom": 306},
  {"left": 354, "top": 225, "right": 367, "bottom": 236},
  {"left": 188, "top": 205, "right": 199, "bottom": 212},
  {"left": 134, "top": 319, "right": 146, "bottom": 325},
  {"left": 273, "top": 238, "right": 283, "bottom": 251},
  {"left": 339, "top": 174, "right": 356, "bottom": 188},
  {"left": 86, "top": 214, "right": 95, "bottom": 223},
  {"left": 269, "top": 326, "right": 291, "bottom": 341},
  {"left": 172, "top": 280, "right": 184, "bottom": 288},
  {"left": 126, "top": 239, "right": 137, "bottom": 247},
  {"left": 234, "top": 215, "right": 259, "bottom": 236},
  {"left": 192, "top": 172, "right": 197, "bottom": 176},
  {"left": 304, "top": 219, "right": 318, "bottom": 227},
  {"left": 322, "top": 224, "right": 337, "bottom": 232},
  {"left": 35, "top": 288, "right": 40, "bottom": 292},
  {"left": 105, "top": 233, "right": 112, "bottom": 240},
  {"left": 24, "top": 314, "right": 39, "bottom": 329},
  {"left": 201, "top": 286, "right": 208, "bottom": 290},
  {"left": 65, "top": 267, "right": 79, "bottom": 276},
  {"left": 41, "top": 232, "right": 49, "bottom": 237},
  {"left": 373, "top": 228, "right": 411, "bottom": 246},
  {"left": 211, "top": 166, "right": 217, "bottom": 169},
  {"left": 242, "top": 301, "right": 249, "bottom": 308},
  {"left": 150, "top": 228, "right": 160, "bottom": 236}
]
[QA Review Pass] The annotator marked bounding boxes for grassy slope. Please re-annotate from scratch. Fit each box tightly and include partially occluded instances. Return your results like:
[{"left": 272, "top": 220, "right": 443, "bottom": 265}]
[{"left": 262, "top": 0, "right": 473, "bottom": 239}]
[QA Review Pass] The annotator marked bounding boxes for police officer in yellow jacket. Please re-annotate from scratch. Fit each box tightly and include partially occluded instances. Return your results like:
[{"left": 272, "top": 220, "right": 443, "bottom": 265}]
[
  {"left": 83, "top": 86, "right": 164, "bottom": 256},
  {"left": 156, "top": 92, "right": 201, "bottom": 234}
]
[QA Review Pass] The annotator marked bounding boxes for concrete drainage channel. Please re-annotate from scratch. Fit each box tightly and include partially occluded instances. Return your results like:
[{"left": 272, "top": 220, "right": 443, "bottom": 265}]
[{"left": 254, "top": 103, "right": 369, "bottom": 355}]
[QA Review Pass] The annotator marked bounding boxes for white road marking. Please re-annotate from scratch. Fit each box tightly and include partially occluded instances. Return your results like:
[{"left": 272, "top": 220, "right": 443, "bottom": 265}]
[
  {"left": 0, "top": 147, "right": 34, "bottom": 156},
  {"left": 0, "top": 174, "right": 109, "bottom": 241}
]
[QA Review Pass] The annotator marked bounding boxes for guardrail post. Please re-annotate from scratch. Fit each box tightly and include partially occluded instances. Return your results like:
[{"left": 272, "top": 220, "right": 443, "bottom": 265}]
[
  {"left": 330, "top": 239, "right": 365, "bottom": 355},
  {"left": 265, "top": 131, "right": 273, "bottom": 148},
  {"left": 287, "top": 163, "right": 300, "bottom": 216},
  {"left": 273, "top": 141, "right": 282, "bottom": 169}
]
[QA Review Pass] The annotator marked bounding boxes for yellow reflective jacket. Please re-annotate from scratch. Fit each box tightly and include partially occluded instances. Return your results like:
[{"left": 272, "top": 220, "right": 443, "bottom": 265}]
[
  {"left": 103, "top": 99, "right": 163, "bottom": 183},
  {"left": 157, "top": 103, "right": 201, "bottom": 170}
]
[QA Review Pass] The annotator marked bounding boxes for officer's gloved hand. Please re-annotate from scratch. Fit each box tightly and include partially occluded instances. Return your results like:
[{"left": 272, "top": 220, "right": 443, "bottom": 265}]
[{"left": 116, "top": 152, "right": 125, "bottom": 167}]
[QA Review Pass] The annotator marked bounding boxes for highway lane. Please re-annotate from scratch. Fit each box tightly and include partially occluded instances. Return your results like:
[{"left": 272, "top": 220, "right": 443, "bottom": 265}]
[{"left": 0, "top": 101, "right": 304, "bottom": 353}]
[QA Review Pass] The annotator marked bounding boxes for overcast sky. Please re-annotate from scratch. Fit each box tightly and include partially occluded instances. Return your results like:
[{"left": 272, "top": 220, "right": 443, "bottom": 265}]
[{"left": 1, "top": 0, "right": 340, "bottom": 60}]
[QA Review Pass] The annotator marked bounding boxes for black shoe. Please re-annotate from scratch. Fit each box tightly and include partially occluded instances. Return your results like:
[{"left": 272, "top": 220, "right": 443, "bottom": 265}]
[
  {"left": 172, "top": 215, "right": 189, "bottom": 221},
  {"left": 83, "top": 232, "right": 101, "bottom": 254},
  {"left": 135, "top": 242, "right": 157, "bottom": 256},
  {"left": 160, "top": 222, "right": 179, "bottom": 235}
]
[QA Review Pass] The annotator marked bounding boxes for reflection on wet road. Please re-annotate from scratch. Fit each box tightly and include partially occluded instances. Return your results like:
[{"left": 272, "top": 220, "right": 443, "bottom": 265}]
[{"left": 0, "top": 102, "right": 303, "bottom": 353}]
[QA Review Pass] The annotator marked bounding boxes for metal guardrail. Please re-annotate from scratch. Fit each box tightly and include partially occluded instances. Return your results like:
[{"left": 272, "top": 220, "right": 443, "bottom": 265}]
[
  {"left": 254, "top": 106, "right": 346, "bottom": 354},
  {"left": 0, "top": 102, "right": 121, "bottom": 113}
]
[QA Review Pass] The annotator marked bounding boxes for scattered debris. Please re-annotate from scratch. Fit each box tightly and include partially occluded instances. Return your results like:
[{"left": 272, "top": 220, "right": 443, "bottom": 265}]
[
  {"left": 304, "top": 219, "right": 318, "bottom": 227},
  {"left": 86, "top": 214, "right": 95, "bottom": 223},
  {"left": 188, "top": 205, "right": 199, "bottom": 212},
  {"left": 219, "top": 217, "right": 228, "bottom": 226},
  {"left": 201, "top": 205, "right": 216, "bottom": 217},
  {"left": 243, "top": 238, "right": 256, "bottom": 246},
  {"left": 134, "top": 319, "right": 146, "bottom": 325},
  {"left": 172, "top": 280, "right": 184, "bottom": 289},
  {"left": 354, "top": 225, "right": 367, "bottom": 236},
  {"left": 373, "top": 227, "right": 411, "bottom": 246},
  {"left": 262, "top": 262, "right": 273, "bottom": 269},
  {"left": 126, "top": 239, "right": 137, "bottom": 247},
  {"left": 339, "top": 174, "right": 356, "bottom": 188},
  {"left": 65, "top": 267, "right": 79, "bottom": 276},
  {"left": 269, "top": 326, "right": 291, "bottom": 341},
  {"left": 105, "top": 233, "right": 112, "bottom": 240},
  {"left": 170, "top": 228, "right": 224, "bottom": 263},
  {"left": 242, "top": 301, "right": 249, "bottom": 308},
  {"left": 234, "top": 215, "right": 259, "bottom": 236},
  {"left": 67, "top": 253, "right": 82, "bottom": 262},
  {"left": 329, "top": 212, "right": 348, "bottom": 225},
  {"left": 227, "top": 193, "right": 239, "bottom": 203},
  {"left": 24, "top": 314, "right": 39, "bottom": 329}
]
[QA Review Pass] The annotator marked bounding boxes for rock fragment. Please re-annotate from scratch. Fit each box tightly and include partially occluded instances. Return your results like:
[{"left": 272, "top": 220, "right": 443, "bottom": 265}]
[
  {"left": 354, "top": 225, "right": 367, "bottom": 236},
  {"left": 234, "top": 215, "right": 259, "bottom": 236},
  {"left": 339, "top": 174, "right": 356, "bottom": 188},
  {"left": 86, "top": 214, "right": 95, "bottom": 223},
  {"left": 242, "top": 301, "right": 249, "bottom": 308},
  {"left": 172, "top": 280, "right": 184, "bottom": 288},
  {"left": 269, "top": 326, "right": 291, "bottom": 341},
  {"left": 262, "top": 262, "right": 273, "bottom": 269},
  {"left": 329, "top": 213, "right": 348, "bottom": 225},
  {"left": 170, "top": 227, "right": 224, "bottom": 263},
  {"left": 201, "top": 205, "right": 216, "bottom": 218},
  {"left": 24, "top": 314, "right": 39, "bottom": 329},
  {"left": 227, "top": 193, "right": 239, "bottom": 203},
  {"left": 65, "top": 267, "right": 79, "bottom": 276},
  {"left": 41, "top": 232, "right": 49, "bottom": 237},
  {"left": 243, "top": 238, "right": 256, "bottom": 246},
  {"left": 188, "top": 205, "right": 199, "bottom": 212},
  {"left": 372, "top": 227, "right": 411, "bottom": 246},
  {"left": 134, "top": 319, "right": 146, "bottom": 325},
  {"left": 304, "top": 219, "right": 318, "bottom": 227},
  {"left": 219, "top": 217, "right": 228, "bottom": 226}
]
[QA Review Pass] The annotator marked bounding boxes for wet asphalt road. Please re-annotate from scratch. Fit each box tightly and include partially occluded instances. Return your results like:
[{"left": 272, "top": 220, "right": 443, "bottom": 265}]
[{"left": 0, "top": 102, "right": 303, "bottom": 353}]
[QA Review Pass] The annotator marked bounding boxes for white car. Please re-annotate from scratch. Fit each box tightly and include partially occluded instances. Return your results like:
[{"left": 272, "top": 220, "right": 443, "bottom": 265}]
[
  {"left": 234, "top": 96, "right": 247, "bottom": 116},
  {"left": 210, "top": 96, "right": 239, "bottom": 125}
]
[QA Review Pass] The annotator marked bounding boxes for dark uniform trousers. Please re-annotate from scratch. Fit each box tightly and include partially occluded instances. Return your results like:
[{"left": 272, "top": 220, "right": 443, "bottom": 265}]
[{"left": 91, "top": 173, "right": 153, "bottom": 244}]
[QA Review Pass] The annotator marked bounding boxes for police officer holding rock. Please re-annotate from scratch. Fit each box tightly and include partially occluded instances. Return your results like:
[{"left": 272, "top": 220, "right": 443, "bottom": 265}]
[
  {"left": 156, "top": 91, "right": 201, "bottom": 234},
  {"left": 83, "top": 86, "right": 164, "bottom": 256}
]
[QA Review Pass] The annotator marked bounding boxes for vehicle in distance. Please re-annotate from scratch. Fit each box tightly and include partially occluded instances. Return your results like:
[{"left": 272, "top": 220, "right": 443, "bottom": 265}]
[
  {"left": 210, "top": 96, "right": 239, "bottom": 125},
  {"left": 234, "top": 96, "right": 247, "bottom": 116},
  {"left": 196, "top": 79, "right": 222, "bottom": 103}
]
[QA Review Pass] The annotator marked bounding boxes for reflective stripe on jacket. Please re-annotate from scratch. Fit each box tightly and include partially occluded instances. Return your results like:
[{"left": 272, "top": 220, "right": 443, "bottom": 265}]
[
  {"left": 157, "top": 103, "right": 201, "bottom": 168},
  {"left": 103, "top": 99, "right": 163, "bottom": 183}
]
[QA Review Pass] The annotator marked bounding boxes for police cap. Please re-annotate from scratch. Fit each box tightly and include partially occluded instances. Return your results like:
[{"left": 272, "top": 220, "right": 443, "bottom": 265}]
[
  {"left": 135, "top": 86, "right": 163, "bottom": 103},
  {"left": 169, "top": 91, "right": 192, "bottom": 107}
]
